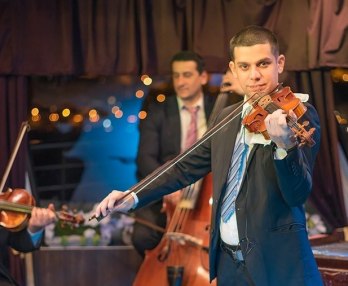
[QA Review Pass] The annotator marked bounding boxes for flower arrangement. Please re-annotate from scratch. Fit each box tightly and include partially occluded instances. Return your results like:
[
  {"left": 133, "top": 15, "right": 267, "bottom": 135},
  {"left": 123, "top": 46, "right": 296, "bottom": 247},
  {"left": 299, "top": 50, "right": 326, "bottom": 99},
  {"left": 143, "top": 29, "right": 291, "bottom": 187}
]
[
  {"left": 306, "top": 212, "right": 327, "bottom": 237},
  {"left": 45, "top": 204, "right": 134, "bottom": 247}
]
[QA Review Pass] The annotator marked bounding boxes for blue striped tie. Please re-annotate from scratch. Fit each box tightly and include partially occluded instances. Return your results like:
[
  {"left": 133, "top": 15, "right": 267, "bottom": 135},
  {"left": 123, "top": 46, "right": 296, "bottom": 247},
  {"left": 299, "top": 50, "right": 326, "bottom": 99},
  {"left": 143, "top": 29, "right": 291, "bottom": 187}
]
[{"left": 221, "top": 131, "right": 249, "bottom": 222}]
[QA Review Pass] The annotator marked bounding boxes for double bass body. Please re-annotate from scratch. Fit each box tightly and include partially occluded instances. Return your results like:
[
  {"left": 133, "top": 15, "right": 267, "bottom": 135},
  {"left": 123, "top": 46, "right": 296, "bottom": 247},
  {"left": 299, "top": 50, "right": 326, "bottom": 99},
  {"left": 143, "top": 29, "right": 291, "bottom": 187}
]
[{"left": 133, "top": 173, "right": 216, "bottom": 286}]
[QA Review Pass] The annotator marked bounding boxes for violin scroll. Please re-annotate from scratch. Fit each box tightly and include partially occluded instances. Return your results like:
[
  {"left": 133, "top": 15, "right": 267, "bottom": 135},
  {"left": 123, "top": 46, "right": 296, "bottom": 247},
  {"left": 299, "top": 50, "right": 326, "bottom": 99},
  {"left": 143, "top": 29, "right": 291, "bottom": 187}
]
[{"left": 56, "top": 205, "right": 85, "bottom": 228}]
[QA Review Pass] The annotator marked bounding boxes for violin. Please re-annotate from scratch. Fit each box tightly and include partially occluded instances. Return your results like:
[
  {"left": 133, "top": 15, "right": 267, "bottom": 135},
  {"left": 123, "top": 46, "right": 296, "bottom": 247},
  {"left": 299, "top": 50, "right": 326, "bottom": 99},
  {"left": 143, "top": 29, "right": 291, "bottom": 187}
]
[
  {"left": 0, "top": 188, "right": 84, "bottom": 232},
  {"left": 242, "top": 86, "right": 316, "bottom": 147}
]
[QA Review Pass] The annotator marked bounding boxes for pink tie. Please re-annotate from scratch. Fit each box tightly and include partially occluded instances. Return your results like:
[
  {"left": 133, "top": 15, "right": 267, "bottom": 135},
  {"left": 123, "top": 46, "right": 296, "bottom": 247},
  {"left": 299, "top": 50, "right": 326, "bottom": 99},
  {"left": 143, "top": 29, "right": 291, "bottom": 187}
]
[{"left": 184, "top": 106, "right": 199, "bottom": 151}]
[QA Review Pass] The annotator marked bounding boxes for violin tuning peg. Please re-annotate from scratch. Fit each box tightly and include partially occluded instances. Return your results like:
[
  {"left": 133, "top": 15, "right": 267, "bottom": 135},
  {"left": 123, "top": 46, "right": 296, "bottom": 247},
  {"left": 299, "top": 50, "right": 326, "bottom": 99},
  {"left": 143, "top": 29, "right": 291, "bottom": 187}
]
[{"left": 302, "top": 121, "right": 309, "bottom": 127}]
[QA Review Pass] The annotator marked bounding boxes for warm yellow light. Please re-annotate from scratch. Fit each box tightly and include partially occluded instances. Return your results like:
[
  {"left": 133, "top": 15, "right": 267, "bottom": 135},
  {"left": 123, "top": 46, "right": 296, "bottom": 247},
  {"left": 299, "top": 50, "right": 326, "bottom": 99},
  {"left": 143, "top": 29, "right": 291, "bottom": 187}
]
[
  {"left": 111, "top": 106, "right": 120, "bottom": 114},
  {"left": 62, "top": 108, "right": 70, "bottom": 117},
  {"left": 31, "top": 114, "right": 41, "bottom": 122},
  {"left": 73, "top": 114, "right": 83, "bottom": 123},
  {"left": 49, "top": 113, "right": 59, "bottom": 122},
  {"left": 143, "top": 77, "right": 152, "bottom": 86},
  {"left": 89, "top": 114, "right": 100, "bottom": 123},
  {"left": 135, "top": 90, "right": 145, "bottom": 98},
  {"left": 343, "top": 74, "right": 348, "bottom": 82},
  {"left": 156, "top": 94, "right": 166, "bottom": 102},
  {"left": 141, "top": 74, "right": 149, "bottom": 82},
  {"left": 138, "top": 110, "right": 147, "bottom": 119},
  {"left": 89, "top": 109, "right": 98, "bottom": 117},
  {"left": 114, "top": 110, "right": 123, "bottom": 118},
  {"left": 31, "top": 108, "right": 39, "bottom": 116},
  {"left": 89, "top": 109, "right": 99, "bottom": 122}
]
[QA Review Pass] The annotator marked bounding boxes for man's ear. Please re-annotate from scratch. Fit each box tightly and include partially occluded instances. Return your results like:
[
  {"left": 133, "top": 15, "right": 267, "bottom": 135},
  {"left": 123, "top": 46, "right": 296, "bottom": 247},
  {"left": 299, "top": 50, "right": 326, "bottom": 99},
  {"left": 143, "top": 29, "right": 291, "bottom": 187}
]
[
  {"left": 277, "top": 55, "right": 285, "bottom": 74},
  {"left": 229, "top": 61, "right": 238, "bottom": 78},
  {"left": 200, "top": 70, "right": 209, "bottom": 85}
]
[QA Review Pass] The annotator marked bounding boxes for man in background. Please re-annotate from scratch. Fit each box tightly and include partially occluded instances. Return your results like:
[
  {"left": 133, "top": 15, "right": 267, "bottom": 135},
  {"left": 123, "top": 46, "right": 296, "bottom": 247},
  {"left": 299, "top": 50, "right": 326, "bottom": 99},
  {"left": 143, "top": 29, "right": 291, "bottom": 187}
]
[{"left": 131, "top": 50, "right": 216, "bottom": 258}]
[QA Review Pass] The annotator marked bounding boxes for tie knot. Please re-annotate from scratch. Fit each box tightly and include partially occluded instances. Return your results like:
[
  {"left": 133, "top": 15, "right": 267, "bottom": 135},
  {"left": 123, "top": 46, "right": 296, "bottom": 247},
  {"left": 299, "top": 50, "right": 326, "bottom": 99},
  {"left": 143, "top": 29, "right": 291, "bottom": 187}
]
[{"left": 184, "top": 105, "right": 200, "bottom": 115}]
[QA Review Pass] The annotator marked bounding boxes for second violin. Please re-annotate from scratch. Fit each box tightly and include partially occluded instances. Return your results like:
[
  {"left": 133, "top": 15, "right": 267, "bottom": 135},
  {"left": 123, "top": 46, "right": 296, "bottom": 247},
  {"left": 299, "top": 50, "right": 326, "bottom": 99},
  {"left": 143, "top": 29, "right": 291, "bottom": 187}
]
[{"left": 0, "top": 188, "right": 84, "bottom": 232}]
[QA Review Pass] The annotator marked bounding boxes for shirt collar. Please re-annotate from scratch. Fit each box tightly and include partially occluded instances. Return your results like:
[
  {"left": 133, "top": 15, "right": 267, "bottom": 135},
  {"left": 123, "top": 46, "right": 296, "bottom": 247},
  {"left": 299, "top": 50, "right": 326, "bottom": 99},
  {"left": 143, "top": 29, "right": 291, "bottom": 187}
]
[{"left": 177, "top": 95, "right": 204, "bottom": 111}]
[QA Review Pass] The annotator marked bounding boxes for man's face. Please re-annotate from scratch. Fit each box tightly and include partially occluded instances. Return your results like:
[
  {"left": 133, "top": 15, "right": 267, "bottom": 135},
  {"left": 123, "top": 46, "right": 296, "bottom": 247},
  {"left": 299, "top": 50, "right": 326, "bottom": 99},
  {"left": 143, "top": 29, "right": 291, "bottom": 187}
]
[
  {"left": 229, "top": 43, "right": 285, "bottom": 100},
  {"left": 172, "top": 60, "right": 208, "bottom": 102}
]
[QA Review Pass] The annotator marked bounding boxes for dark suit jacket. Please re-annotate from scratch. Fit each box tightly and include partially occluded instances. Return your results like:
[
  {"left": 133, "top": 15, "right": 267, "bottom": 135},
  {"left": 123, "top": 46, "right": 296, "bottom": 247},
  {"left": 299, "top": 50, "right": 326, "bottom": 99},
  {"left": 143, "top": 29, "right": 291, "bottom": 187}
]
[
  {"left": 136, "top": 94, "right": 216, "bottom": 180},
  {"left": 134, "top": 101, "right": 323, "bottom": 285},
  {"left": 0, "top": 227, "right": 38, "bottom": 285}
]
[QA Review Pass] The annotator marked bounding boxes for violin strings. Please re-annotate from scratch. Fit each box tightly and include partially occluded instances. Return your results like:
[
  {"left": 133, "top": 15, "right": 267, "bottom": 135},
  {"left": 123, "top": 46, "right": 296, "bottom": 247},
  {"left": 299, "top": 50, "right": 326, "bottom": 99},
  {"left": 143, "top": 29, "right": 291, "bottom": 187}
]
[
  {"left": 267, "top": 102, "right": 313, "bottom": 144},
  {"left": 170, "top": 183, "right": 195, "bottom": 233}
]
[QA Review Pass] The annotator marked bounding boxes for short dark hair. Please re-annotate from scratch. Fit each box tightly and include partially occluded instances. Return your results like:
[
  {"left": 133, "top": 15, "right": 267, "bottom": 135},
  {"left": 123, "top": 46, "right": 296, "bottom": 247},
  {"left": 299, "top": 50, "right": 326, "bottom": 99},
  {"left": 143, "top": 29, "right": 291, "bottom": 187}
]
[
  {"left": 170, "top": 50, "right": 205, "bottom": 74},
  {"left": 229, "top": 26, "right": 279, "bottom": 61}
]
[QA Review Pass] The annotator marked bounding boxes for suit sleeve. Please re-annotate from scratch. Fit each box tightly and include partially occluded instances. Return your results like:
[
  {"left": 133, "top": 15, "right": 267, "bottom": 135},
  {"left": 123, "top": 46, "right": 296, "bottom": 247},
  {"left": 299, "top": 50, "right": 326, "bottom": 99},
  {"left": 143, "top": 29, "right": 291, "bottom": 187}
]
[
  {"left": 6, "top": 228, "right": 38, "bottom": 253},
  {"left": 273, "top": 103, "right": 321, "bottom": 206}
]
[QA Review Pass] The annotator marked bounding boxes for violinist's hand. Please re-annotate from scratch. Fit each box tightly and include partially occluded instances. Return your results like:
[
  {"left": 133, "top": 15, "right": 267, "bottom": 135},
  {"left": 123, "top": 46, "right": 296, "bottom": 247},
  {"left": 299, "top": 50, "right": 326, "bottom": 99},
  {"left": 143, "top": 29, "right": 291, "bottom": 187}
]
[
  {"left": 28, "top": 204, "right": 57, "bottom": 233},
  {"left": 265, "top": 109, "right": 298, "bottom": 150},
  {"left": 95, "top": 190, "right": 135, "bottom": 219}
]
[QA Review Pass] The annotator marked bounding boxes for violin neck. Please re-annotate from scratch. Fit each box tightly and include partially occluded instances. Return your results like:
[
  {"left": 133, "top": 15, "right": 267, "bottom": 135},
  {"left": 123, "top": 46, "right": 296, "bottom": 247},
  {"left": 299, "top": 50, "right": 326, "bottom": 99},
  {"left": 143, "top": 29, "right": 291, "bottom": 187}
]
[{"left": 0, "top": 201, "right": 33, "bottom": 214}]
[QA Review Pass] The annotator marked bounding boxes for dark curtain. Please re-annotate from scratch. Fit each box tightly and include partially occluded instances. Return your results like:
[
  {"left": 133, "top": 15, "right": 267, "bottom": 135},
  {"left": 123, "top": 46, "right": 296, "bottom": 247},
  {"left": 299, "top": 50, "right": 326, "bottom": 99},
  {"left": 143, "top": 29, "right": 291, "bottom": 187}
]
[
  {"left": 0, "top": 76, "right": 28, "bottom": 190},
  {"left": 0, "top": 76, "right": 28, "bottom": 286},
  {"left": 286, "top": 70, "right": 347, "bottom": 228},
  {"left": 0, "top": 0, "right": 347, "bottom": 76}
]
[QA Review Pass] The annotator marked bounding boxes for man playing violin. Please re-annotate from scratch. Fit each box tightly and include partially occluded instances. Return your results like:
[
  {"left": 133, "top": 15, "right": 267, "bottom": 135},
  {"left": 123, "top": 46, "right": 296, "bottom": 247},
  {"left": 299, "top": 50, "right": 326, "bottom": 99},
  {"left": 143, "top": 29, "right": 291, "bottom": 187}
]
[
  {"left": 0, "top": 200, "right": 56, "bottom": 285},
  {"left": 94, "top": 26, "right": 323, "bottom": 285}
]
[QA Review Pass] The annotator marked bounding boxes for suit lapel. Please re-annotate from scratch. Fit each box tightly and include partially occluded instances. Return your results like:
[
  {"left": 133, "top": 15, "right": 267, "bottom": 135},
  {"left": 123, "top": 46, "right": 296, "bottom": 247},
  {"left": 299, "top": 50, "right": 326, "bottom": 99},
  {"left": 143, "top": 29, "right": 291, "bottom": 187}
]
[
  {"left": 239, "top": 144, "right": 258, "bottom": 190},
  {"left": 203, "top": 94, "right": 215, "bottom": 120}
]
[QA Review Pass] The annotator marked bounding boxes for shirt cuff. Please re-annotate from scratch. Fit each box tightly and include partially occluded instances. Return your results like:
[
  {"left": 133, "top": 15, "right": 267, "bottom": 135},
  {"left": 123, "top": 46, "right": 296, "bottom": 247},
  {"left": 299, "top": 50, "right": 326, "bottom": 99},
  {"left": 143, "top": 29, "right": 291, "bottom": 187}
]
[
  {"left": 129, "top": 191, "right": 139, "bottom": 209},
  {"left": 27, "top": 229, "right": 44, "bottom": 247},
  {"left": 274, "top": 147, "right": 288, "bottom": 160}
]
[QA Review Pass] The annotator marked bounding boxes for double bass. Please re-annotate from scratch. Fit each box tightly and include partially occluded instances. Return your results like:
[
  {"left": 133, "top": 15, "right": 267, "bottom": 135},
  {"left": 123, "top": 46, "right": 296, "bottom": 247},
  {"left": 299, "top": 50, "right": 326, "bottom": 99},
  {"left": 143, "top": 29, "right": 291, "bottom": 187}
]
[{"left": 132, "top": 174, "right": 215, "bottom": 286}]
